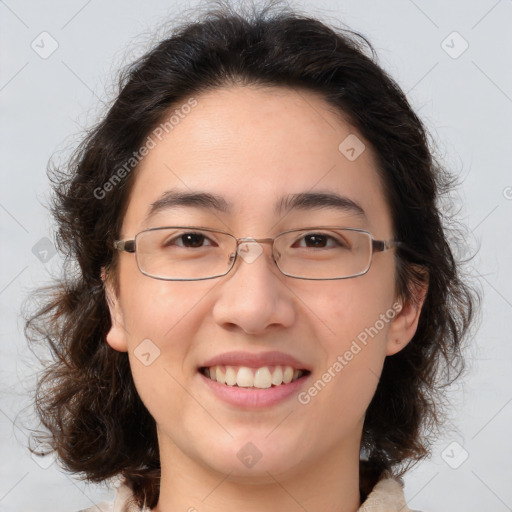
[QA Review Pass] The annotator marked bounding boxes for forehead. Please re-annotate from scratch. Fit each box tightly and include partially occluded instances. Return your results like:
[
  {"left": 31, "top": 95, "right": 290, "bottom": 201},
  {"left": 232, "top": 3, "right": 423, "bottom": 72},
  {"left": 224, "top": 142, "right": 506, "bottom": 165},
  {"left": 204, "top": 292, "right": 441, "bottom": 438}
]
[{"left": 122, "top": 85, "right": 392, "bottom": 235}]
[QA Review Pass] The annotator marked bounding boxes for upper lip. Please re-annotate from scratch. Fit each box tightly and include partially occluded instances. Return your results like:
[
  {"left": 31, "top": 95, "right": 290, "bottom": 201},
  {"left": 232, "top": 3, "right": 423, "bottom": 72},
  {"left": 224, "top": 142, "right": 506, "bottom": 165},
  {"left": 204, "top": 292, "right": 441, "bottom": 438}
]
[{"left": 200, "top": 351, "right": 311, "bottom": 371}]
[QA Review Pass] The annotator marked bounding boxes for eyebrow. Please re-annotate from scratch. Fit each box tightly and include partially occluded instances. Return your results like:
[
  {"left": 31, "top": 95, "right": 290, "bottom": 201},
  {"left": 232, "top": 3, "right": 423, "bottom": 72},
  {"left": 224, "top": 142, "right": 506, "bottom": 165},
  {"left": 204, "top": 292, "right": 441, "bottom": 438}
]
[{"left": 145, "top": 189, "right": 366, "bottom": 221}]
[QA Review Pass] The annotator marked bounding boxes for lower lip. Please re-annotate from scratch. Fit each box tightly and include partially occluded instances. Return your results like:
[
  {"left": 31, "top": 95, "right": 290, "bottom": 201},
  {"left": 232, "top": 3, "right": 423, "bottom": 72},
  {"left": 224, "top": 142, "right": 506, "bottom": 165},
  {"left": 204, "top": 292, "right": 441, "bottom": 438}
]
[{"left": 199, "top": 371, "right": 310, "bottom": 408}]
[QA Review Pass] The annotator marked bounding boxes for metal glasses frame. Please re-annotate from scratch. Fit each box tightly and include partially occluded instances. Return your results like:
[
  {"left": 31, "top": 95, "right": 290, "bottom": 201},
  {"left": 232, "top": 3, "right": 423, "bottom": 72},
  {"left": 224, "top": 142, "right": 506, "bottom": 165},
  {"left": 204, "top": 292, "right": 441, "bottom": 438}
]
[{"left": 113, "top": 226, "right": 402, "bottom": 281}]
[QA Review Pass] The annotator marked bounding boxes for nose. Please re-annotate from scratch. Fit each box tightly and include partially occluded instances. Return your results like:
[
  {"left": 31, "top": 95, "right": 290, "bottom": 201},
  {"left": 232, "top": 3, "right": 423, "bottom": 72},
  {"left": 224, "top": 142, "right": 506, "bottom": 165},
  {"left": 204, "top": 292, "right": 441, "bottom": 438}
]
[{"left": 211, "top": 239, "right": 296, "bottom": 335}]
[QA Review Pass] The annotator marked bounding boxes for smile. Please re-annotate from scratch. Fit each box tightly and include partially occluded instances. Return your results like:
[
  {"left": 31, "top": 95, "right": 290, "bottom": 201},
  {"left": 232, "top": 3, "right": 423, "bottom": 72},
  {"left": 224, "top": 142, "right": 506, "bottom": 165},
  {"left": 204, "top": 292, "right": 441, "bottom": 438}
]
[{"left": 199, "top": 365, "right": 310, "bottom": 388}]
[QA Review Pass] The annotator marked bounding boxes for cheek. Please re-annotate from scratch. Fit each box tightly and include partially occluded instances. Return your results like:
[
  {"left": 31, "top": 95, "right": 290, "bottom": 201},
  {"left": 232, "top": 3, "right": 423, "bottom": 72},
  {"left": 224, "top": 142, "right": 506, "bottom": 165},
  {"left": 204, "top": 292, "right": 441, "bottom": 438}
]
[
  {"left": 300, "top": 275, "right": 396, "bottom": 409},
  {"left": 117, "top": 272, "right": 219, "bottom": 411},
  {"left": 119, "top": 268, "right": 206, "bottom": 341},
  {"left": 118, "top": 281, "right": 198, "bottom": 433},
  {"left": 116, "top": 276, "right": 194, "bottom": 388},
  {"left": 304, "top": 310, "right": 391, "bottom": 432},
  {"left": 308, "top": 272, "right": 396, "bottom": 343}
]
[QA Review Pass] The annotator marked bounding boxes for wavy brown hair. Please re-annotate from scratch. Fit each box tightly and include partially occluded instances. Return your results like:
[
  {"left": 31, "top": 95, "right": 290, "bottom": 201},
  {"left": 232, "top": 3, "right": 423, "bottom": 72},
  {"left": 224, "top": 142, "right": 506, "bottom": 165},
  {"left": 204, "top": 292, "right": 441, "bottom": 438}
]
[{"left": 25, "top": 1, "right": 478, "bottom": 507}]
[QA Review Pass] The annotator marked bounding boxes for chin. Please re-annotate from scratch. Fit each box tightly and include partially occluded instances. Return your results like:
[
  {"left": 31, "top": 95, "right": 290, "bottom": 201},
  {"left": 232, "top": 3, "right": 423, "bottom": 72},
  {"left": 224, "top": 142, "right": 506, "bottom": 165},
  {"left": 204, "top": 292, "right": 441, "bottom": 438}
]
[{"left": 201, "top": 435, "right": 304, "bottom": 479}]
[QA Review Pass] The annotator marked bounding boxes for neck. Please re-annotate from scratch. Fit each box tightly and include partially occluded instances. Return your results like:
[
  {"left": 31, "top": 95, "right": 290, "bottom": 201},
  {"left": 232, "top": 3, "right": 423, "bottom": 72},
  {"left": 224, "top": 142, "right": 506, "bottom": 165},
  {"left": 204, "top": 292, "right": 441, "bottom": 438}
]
[{"left": 153, "top": 436, "right": 362, "bottom": 512}]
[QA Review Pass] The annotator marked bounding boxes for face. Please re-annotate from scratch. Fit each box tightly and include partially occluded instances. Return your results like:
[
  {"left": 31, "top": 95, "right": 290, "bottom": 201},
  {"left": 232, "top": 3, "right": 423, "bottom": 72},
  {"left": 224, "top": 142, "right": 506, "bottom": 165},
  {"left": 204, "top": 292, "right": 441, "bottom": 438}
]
[{"left": 105, "top": 86, "right": 423, "bottom": 483}]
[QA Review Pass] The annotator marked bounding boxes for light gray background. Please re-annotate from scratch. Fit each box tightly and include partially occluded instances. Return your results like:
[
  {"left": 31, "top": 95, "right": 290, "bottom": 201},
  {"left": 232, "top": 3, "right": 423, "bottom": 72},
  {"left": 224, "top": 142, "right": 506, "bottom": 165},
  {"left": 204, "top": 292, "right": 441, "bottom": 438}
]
[{"left": 1, "top": 0, "right": 511, "bottom": 510}]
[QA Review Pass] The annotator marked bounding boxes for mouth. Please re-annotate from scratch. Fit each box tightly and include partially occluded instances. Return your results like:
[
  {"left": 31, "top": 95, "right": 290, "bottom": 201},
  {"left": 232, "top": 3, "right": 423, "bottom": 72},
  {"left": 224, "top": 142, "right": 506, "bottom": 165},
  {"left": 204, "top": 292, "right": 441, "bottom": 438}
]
[{"left": 199, "top": 365, "right": 311, "bottom": 389}]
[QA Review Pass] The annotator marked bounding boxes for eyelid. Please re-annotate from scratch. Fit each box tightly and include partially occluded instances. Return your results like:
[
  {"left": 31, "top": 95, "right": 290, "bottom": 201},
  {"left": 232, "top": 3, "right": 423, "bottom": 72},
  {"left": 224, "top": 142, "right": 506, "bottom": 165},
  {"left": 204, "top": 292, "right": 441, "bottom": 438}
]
[{"left": 162, "top": 229, "right": 217, "bottom": 246}]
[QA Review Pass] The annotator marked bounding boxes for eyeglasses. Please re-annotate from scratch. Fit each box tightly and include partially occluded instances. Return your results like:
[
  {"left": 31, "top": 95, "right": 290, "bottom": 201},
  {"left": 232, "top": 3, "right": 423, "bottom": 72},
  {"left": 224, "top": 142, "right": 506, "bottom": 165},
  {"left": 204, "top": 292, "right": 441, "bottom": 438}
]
[{"left": 113, "top": 226, "right": 402, "bottom": 281}]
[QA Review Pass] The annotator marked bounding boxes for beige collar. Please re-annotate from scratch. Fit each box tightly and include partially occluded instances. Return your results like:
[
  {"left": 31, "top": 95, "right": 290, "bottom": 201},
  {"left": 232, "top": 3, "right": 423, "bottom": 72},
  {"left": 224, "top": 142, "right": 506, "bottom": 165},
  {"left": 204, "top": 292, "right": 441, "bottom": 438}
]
[
  {"left": 85, "top": 476, "right": 412, "bottom": 512},
  {"left": 357, "top": 477, "right": 413, "bottom": 511}
]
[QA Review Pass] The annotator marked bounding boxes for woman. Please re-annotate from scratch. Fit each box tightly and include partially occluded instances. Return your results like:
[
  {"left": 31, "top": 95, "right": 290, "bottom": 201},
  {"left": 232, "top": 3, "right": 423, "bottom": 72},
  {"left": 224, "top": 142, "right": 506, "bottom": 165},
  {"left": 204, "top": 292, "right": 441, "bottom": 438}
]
[{"left": 26, "top": 2, "right": 477, "bottom": 511}]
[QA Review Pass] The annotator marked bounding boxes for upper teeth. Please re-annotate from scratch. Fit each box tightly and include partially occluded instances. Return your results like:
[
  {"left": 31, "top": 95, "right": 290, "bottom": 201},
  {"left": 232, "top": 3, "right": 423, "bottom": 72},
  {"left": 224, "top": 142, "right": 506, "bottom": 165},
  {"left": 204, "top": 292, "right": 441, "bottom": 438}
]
[{"left": 203, "top": 365, "right": 305, "bottom": 388}]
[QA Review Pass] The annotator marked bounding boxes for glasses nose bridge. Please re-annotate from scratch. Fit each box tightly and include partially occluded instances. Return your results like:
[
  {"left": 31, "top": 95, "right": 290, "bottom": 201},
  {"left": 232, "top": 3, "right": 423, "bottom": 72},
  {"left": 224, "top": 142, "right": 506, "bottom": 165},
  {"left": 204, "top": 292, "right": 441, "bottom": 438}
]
[
  {"left": 231, "top": 236, "right": 279, "bottom": 266},
  {"left": 235, "top": 236, "right": 276, "bottom": 256},
  {"left": 236, "top": 236, "right": 275, "bottom": 246}
]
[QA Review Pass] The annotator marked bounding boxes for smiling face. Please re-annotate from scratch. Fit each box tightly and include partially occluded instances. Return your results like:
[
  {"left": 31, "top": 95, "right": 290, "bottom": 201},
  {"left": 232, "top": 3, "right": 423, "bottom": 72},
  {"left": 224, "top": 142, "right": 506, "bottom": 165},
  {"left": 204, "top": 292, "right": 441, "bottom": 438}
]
[{"left": 104, "top": 85, "right": 423, "bottom": 492}]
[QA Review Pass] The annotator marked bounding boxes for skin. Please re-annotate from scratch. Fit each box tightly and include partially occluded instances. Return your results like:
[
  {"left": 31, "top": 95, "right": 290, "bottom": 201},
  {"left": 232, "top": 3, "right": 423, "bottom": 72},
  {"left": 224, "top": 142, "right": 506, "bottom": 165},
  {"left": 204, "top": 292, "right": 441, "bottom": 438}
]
[{"left": 104, "top": 85, "right": 426, "bottom": 512}]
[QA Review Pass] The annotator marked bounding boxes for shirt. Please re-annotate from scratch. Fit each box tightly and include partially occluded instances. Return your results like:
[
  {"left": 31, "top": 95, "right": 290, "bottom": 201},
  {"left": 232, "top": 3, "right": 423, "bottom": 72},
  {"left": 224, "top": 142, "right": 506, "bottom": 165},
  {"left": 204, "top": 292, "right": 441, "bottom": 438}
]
[{"left": 78, "top": 476, "right": 416, "bottom": 512}]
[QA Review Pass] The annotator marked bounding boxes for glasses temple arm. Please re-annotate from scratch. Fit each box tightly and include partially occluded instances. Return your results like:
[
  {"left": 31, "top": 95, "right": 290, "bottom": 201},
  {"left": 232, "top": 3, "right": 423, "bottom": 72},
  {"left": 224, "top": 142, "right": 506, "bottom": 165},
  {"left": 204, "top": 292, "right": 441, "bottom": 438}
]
[
  {"left": 113, "top": 240, "right": 136, "bottom": 253},
  {"left": 372, "top": 239, "right": 403, "bottom": 253}
]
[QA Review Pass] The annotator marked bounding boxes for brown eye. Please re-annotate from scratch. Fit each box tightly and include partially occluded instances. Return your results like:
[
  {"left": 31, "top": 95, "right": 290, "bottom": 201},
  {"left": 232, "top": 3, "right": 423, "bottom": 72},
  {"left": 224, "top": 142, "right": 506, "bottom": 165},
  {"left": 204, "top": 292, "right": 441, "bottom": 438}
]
[
  {"left": 162, "top": 231, "right": 215, "bottom": 249},
  {"left": 292, "top": 232, "right": 346, "bottom": 249}
]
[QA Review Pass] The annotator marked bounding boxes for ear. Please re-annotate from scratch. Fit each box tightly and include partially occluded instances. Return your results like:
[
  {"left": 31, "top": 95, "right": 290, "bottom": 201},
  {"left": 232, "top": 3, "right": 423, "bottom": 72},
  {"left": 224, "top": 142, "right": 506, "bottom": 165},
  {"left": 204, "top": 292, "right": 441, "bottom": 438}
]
[
  {"left": 386, "top": 274, "right": 428, "bottom": 356},
  {"left": 101, "top": 266, "right": 129, "bottom": 352}
]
